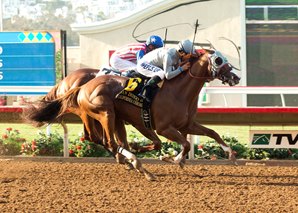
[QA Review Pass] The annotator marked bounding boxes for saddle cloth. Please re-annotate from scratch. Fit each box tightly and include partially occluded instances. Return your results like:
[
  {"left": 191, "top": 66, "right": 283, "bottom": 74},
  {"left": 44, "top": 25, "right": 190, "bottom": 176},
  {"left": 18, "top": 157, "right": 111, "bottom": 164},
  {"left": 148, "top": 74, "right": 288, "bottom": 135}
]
[
  {"left": 116, "top": 78, "right": 144, "bottom": 108},
  {"left": 116, "top": 77, "right": 155, "bottom": 129}
]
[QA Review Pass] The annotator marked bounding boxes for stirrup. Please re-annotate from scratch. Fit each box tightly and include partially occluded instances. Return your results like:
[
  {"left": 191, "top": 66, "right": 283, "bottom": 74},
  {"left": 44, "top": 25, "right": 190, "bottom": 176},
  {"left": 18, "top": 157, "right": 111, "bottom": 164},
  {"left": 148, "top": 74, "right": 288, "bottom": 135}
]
[
  {"left": 137, "top": 90, "right": 145, "bottom": 98},
  {"left": 138, "top": 90, "right": 149, "bottom": 102}
]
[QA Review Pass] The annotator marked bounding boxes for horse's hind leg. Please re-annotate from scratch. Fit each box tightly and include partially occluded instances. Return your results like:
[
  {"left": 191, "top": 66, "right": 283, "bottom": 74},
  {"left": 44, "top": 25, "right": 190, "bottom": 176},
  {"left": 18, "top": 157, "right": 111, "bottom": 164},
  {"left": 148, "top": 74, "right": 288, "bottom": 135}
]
[
  {"left": 80, "top": 112, "right": 104, "bottom": 144},
  {"left": 184, "top": 120, "right": 237, "bottom": 164},
  {"left": 114, "top": 118, "right": 130, "bottom": 165},
  {"left": 80, "top": 112, "right": 94, "bottom": 141},
  {"left": 94, "top": 110, "right": 156, "bottom": 181},
  {"left": 94, "top": 110, "right": 119, "bottom": 153},
  {"left": 114, "top": 118, "right": 129, "bottom": 149}
]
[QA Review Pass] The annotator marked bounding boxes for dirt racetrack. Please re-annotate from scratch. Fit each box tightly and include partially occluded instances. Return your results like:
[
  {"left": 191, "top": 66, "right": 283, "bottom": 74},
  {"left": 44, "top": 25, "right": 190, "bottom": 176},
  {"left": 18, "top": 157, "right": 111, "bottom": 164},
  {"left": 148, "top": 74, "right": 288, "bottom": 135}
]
[{"left": 0, "top": 158, "right": 297, "bottom": 213}]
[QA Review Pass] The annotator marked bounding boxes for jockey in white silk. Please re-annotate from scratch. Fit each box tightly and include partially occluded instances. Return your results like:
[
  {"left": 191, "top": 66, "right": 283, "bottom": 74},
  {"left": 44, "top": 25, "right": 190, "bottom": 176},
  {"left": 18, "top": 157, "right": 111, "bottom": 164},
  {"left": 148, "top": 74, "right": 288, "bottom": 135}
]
[{"left": 136, "top": 39, "right": 195, "bottom": 102}]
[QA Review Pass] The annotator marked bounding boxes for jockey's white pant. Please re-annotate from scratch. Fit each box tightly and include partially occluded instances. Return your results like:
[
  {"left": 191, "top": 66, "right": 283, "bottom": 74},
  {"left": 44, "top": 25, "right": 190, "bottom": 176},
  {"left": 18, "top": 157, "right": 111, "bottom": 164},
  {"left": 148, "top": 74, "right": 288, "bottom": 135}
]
[
  {"left": 110, "top": 55, "right": 137, "bottom": 72},
  {"left": 137, "top": 62, "right": 165, "bottom": 80}
]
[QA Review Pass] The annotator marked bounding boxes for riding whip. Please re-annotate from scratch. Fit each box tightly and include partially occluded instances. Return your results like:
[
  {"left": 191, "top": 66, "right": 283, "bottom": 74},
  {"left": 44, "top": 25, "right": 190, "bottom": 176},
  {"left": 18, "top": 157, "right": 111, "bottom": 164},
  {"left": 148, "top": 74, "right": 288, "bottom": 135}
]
[{"left": 192, "top": 19, "right": 199, "bottom": 53}]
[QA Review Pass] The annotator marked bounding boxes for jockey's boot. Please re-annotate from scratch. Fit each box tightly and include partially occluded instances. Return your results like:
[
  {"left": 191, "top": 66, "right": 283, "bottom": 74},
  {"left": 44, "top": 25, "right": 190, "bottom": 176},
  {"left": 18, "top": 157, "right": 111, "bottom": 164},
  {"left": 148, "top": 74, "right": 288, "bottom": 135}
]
[
  {"left": 124, "top": 70, "right": 137, "bottom": 78},
  {"left": 102, "top": 67, "right": 111, "bottom": 74},
  {"left": 139, "top": 76, "right": 162, "bottom": 103}
]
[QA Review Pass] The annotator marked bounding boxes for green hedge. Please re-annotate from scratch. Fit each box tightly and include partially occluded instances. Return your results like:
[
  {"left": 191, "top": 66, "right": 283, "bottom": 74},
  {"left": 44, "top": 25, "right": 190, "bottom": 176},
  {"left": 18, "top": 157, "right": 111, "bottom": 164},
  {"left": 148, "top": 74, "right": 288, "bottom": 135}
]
[{"left": 1, "top": 128, "right": 297, "bottom": 160}]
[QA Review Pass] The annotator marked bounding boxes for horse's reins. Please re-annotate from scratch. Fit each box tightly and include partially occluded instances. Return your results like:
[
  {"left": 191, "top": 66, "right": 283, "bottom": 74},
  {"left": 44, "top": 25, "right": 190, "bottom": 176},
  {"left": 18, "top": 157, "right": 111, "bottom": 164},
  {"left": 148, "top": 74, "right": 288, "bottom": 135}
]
[{"left": 186, "top": 51, "right": 232, "bottom": 82}]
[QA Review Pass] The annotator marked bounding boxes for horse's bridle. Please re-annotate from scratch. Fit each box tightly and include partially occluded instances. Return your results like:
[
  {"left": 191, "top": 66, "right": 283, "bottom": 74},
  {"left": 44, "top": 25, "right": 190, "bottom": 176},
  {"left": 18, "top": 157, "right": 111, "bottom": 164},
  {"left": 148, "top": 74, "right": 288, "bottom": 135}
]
[
  {"left": 208, "top": 51, "right": 231, "bottom": 77},
  {"left": 187, "top": 51, "right": 232, "bottom": 82}
]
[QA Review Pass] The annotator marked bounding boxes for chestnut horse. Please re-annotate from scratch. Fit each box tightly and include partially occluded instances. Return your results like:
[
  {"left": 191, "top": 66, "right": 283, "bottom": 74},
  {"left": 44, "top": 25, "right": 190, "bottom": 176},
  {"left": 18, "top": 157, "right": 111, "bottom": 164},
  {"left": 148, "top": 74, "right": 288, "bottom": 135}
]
[
  {"left": 26, "top": 68, "right": 102, "bottom": 142},
  {"left": 24, "top": 67, "right": 162, "bottom": 162},
  {"left": 23, "top": 49, "right": 240, "bottom": 180}
]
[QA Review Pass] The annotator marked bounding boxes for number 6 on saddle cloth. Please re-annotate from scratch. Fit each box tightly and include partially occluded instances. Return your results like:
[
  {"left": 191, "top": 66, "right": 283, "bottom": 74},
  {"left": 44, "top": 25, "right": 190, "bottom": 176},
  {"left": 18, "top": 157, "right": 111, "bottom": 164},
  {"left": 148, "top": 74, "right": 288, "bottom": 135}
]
[{"left": 115, "top": 77, "right": 159, "bottom": 129}]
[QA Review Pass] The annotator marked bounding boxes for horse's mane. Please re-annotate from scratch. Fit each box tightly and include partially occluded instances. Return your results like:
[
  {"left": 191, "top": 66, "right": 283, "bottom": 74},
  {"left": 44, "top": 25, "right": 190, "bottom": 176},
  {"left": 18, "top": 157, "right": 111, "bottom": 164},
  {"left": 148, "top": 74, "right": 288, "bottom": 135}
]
[
  {"left": 189, "top": 54, "right": 200, "bottom": 66},
  {"left": 187, "top": 49, "right": 215, "bottom": 66},
  {"left": 180, "top": 52, "right": 202, "bottom": 68}
]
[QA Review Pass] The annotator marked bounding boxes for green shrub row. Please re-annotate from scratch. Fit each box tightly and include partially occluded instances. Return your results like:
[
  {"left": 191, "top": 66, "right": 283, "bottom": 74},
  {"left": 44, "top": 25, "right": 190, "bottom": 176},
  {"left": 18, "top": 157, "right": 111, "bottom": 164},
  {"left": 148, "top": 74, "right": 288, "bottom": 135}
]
[
  {"left": 194, "top": 135, "right": 298, "bottom": 160},
  {"left": 0, "top": 128, "right": 110, "bottom": 157},
  {"left": 0, "top": 128, "right": 297, "bottom": 160}
]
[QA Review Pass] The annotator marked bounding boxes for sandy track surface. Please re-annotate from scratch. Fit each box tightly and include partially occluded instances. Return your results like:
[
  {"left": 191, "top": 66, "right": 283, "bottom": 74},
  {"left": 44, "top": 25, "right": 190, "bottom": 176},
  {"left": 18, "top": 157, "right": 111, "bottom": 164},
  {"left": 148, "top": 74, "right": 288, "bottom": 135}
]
[{"left": 0, "top": 158, "right": 297, "bottom": 213}]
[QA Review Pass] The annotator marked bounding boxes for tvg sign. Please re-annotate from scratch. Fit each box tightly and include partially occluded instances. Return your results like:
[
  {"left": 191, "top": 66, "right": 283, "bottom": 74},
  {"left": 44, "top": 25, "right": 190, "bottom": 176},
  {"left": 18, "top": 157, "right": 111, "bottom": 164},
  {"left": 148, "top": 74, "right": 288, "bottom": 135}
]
[{"left": 250, "top": 130, "right": 298, "bottom": 148}]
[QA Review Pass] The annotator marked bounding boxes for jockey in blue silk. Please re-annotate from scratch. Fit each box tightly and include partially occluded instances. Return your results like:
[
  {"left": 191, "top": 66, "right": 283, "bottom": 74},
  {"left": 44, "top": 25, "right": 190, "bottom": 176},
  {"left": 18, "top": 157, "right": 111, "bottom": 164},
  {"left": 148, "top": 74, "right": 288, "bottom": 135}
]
[
  {"left": 136, "top": 35, "right": 164, "bottom": 61},
  {"left": 137, "top": 39, "right": 195, "bottom": 102}
]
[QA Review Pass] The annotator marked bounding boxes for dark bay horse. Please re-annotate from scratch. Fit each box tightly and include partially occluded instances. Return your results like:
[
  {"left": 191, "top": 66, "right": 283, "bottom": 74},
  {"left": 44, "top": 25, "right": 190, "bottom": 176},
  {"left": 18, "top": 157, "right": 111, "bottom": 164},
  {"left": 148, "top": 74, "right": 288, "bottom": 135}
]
[{"left": 23, "top": 49, "right": 240, "bottom": 180}]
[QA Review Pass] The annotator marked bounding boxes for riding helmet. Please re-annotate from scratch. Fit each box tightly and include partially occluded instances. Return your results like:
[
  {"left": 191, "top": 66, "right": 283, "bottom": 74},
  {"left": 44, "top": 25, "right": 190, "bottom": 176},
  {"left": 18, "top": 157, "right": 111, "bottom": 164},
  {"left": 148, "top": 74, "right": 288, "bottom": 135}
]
[
  {"left": 178, "top": 39, "right": 195, "bottom": 54},
  {"left": 146, "top": 35, "right": 164, "bottom": 48}
]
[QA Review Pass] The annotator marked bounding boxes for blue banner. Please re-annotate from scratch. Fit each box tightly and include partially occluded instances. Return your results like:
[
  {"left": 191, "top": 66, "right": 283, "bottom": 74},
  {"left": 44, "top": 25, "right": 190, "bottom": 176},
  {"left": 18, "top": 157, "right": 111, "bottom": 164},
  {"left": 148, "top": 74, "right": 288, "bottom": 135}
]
[{"left": 0, "top": 31, "right": 56, "bottom": 88}]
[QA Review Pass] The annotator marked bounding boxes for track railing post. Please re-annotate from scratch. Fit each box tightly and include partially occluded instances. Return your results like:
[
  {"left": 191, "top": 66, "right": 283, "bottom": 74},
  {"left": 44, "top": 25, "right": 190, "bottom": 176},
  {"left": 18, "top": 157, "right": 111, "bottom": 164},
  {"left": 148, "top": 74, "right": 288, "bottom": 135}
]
[{"left": 61, "top": 121, "right": 69, "bottom": 157}]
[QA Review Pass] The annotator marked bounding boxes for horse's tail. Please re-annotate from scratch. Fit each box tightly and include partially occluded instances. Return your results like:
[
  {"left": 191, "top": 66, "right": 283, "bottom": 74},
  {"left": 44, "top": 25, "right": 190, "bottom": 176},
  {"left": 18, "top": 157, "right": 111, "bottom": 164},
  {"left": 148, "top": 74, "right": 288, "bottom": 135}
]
[
  {"left": 22, "top": 87, "right": 81, "bottom": 127},
  {"left": 57, "top": 87, "right": 81, "bottom": 117},
  {"left": 22, "top": 99, "right": 64, "bottom": 127}
]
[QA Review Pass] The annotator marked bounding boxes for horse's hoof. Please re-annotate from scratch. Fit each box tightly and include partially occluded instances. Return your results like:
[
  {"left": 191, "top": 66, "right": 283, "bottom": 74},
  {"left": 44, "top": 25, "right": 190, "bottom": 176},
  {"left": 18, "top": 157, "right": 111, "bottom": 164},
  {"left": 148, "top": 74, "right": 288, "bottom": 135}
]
[
  {"left": 179, "top": 162, "right": 185, "bottom": 169},
  {"left": 228, "top": 151, "right": 238, "bottom": 166},
  {"left": 160, "top": 155, "right": 175, "bottom": 164},
  {"left": 115, "top": 153, "right": 126, "bottom": 164},
  {"left": 179, "top": 161, "right": 185, "bottom": 169},
  {"left": 124, "top": 161, "right": 134, "bottom": 170},
  {"left": 131, "top": 158, "right": 143, "bottom": 172},
  {"left": 179, "top": 157, "right": 186, "bottom": 169},
  {"left": 231, "top": 158, "right": 238, "bottom": 166},
  {"left": 145, "top": 172, "right": 157, "bottom": 181},
  {"left": 142, "top": 168, "right": 157, "bottom": 181}
]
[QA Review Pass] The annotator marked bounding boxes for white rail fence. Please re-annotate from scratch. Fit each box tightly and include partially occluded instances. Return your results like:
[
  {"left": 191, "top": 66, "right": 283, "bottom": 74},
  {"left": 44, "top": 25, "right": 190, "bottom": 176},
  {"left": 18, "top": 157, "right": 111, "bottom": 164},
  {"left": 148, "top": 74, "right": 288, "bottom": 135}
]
[
  {"left": 199, "top": 86, "right": 298, "bottom": 107},
  {"left": 2, "top": 86, "right": 298, "bottom": 106}
]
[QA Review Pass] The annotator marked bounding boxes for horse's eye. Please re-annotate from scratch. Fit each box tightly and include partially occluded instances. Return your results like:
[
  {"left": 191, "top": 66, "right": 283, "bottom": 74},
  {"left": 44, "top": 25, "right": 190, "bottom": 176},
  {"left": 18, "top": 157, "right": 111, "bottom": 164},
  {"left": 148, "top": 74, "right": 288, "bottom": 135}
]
[{"left": 215, "top": 57, "right": 223, "bottom": 66}]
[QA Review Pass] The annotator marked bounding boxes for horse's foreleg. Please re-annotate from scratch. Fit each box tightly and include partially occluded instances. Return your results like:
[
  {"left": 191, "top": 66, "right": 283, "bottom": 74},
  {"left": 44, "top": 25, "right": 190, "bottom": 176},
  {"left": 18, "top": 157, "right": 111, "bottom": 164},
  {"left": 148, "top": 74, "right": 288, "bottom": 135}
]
[
  {"left": 157, "top": 126, "right": 190, "bottom": 167},
  {"left": 184, "top": 121, "right": 237, "bottom": 164},
  {"left": 130, "top": 125, "right": 162, "bottom": 153}
]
